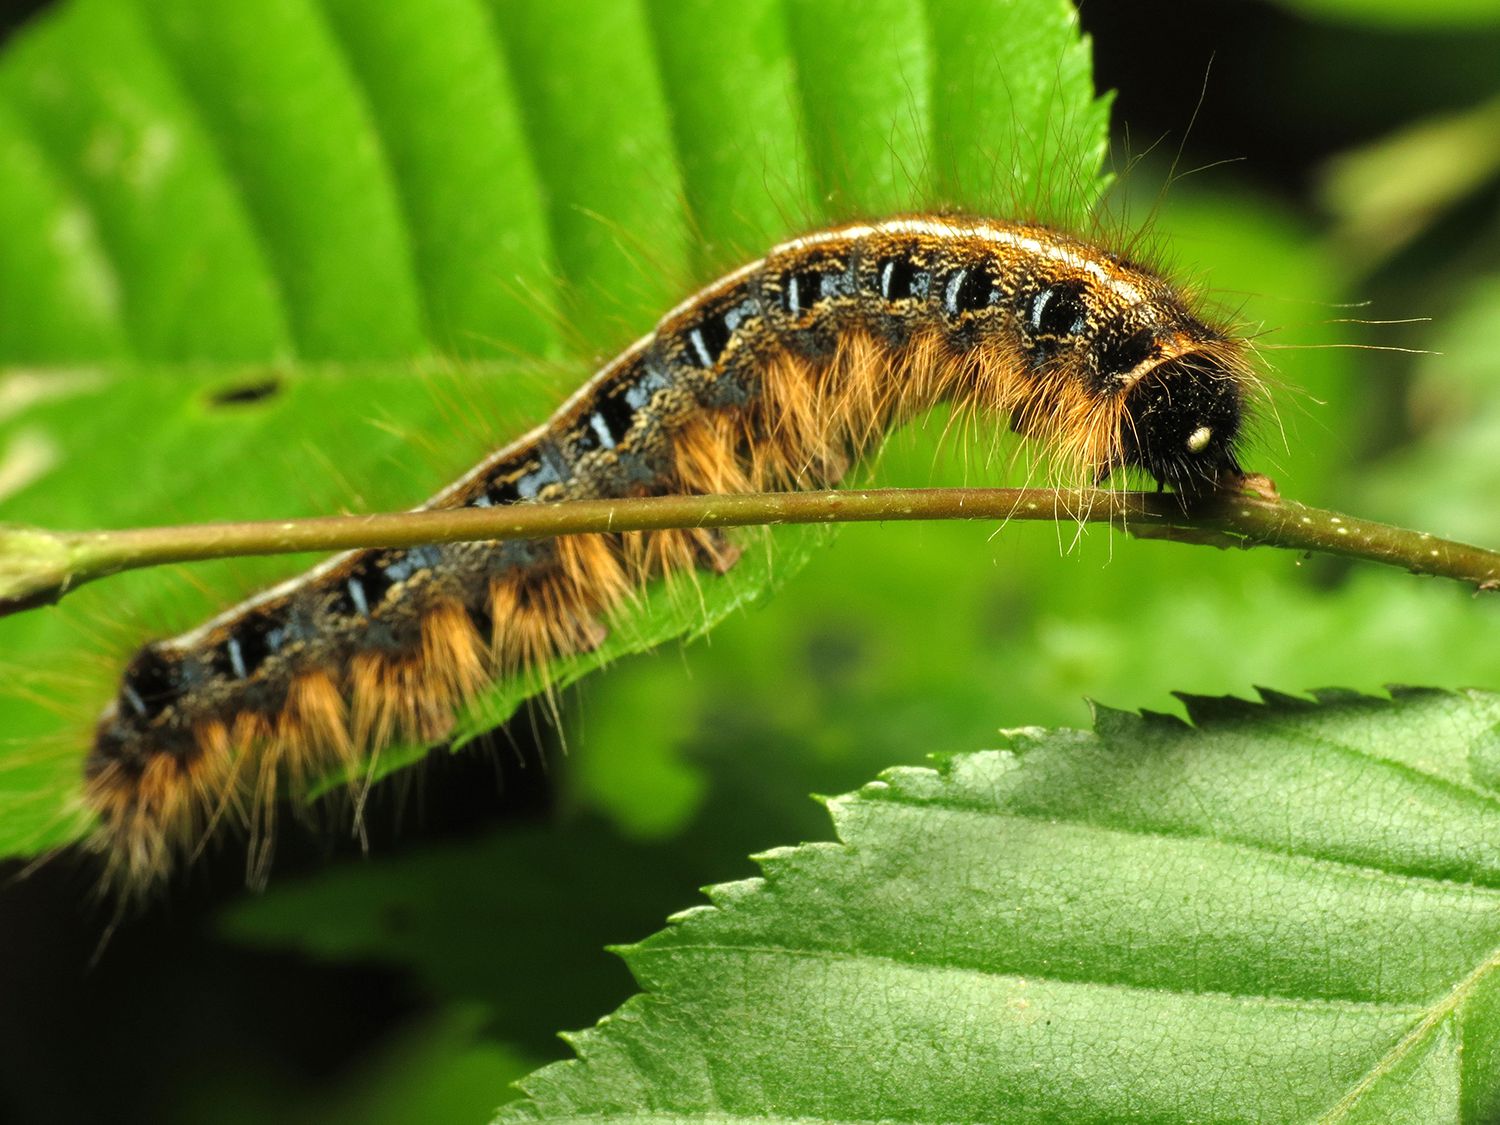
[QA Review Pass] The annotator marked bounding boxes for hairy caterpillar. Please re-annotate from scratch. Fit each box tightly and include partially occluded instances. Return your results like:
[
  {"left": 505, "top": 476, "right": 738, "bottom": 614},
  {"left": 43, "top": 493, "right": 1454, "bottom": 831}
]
[{"left": 85, "top": 216, "right": 1257, "bottom": 893}]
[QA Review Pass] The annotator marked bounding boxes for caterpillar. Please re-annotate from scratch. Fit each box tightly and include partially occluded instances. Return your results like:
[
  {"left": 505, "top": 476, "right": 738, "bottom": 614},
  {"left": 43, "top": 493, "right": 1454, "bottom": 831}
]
[{"left": 84, "top": 216, "right": 1257, "bottom": 894}]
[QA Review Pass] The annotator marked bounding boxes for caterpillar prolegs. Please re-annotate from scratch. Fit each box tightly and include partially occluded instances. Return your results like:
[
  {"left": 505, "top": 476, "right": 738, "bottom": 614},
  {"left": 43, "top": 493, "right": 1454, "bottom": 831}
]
[{"left": 86, "top": 217, "right": 1258, "bottom": 893}]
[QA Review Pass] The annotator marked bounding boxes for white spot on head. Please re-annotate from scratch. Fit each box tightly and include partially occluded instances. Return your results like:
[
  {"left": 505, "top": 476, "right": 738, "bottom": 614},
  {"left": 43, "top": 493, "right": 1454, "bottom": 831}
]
[{"left": 1185, "top": 425, "right": 1213, "bottom": 454}]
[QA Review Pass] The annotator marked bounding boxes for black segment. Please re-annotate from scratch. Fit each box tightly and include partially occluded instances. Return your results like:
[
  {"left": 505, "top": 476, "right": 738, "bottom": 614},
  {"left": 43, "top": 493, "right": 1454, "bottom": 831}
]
[
  {"left": 207, "top": 638, "right": 238, "bottom": 680},
  {"left": 467, "top": 596, "right": 494, "bottom": 640},
  {"left": 344, "top": 553, "right": 395, "bottom": 612},
  {"left": 206, "top": 632, "right": 259, "bottom": 681},
  {"left": 584, "top": 408, "right": 623, "bottom": 451},
  {"left": 777, "top": 260, "right": 857, "bottom": 317},
  {"left": 1098, "top": 327, "right": 1158, "bottom": 380},
  {"left": 944, "top": 264, "right": 996, "bottom": 315},
  {"left": 327, "top": 571, "right": 375, "bottom": 619},
  {"left": 686, "top": 310, "right": 732, "bottom": 367},
  {"left": 1028, "top": 282, "right": 1088, "bottom": 336},
  {"left": 224, "top": 616, "right": 277, "bottom": 681},
  {"left": 478, "top": 477, "right": 521, "bottom": 507},
  {"left": 594, "top": 383, "right": 639, "bottom": 446},
  {"left": 780, "top": 269, "right": 826, "bottom": 317},
  {"left": 120, "top": 644, "right": 182, "bottom": 722},
  {"left": 345, "top": 577, "right": 371, "bottom": 616},
  {"left": 876, "top": 255, "right": 921, "bottom": 301}
]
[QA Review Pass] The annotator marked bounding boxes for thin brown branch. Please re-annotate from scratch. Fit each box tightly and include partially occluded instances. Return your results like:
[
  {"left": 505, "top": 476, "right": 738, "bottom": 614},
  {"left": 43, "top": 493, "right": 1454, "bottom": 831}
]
[{"left": 1, "top": 480, "right": 1496, "bottom": 618}]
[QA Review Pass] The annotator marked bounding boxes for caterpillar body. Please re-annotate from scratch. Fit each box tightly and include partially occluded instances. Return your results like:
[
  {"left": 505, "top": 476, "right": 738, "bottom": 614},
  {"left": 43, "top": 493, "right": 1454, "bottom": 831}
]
[{"left": 86, "top": 216, "right": 1257, "bottom": 892}]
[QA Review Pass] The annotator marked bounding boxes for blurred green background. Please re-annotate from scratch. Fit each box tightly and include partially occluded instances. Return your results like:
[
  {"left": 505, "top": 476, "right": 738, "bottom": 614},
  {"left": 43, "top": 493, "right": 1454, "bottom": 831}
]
[{"left": 1, "top": 0, "right": 1499, "bottom": 1122}]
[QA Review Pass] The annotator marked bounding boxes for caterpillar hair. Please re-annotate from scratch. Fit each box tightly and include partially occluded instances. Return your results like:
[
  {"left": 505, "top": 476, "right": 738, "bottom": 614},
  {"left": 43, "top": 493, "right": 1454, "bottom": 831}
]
[{"left": 85, "top": 215, "right": 1260, "bottom": 895}]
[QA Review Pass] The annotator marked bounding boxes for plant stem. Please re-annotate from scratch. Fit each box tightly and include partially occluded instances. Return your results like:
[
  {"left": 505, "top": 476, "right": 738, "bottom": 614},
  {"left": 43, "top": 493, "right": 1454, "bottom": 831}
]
[{"left": 2, "top": 483, "right": 1496, "bottom": 618}]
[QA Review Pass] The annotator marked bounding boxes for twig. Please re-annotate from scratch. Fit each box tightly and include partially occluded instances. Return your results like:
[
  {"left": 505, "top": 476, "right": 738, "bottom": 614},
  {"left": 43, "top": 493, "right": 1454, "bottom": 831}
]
[{"left": 1, "top": 480, "right": 1496, "bottom": 619}]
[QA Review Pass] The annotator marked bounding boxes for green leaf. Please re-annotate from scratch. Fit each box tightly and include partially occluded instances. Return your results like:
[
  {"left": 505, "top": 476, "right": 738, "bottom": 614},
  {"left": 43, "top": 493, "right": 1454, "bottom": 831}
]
[
  {"left": 0, "top": 0, "right": 1109, "bottom": 859},
  {"left": 502, "top": 688, "right": 1500, "bottom": 1125}
]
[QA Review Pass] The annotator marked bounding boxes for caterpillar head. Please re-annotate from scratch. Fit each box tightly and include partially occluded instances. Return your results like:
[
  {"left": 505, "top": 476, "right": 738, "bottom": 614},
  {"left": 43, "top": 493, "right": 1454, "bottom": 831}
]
[{"left": 1118, "top": 347, "right": 1248, "bottom": 497}]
